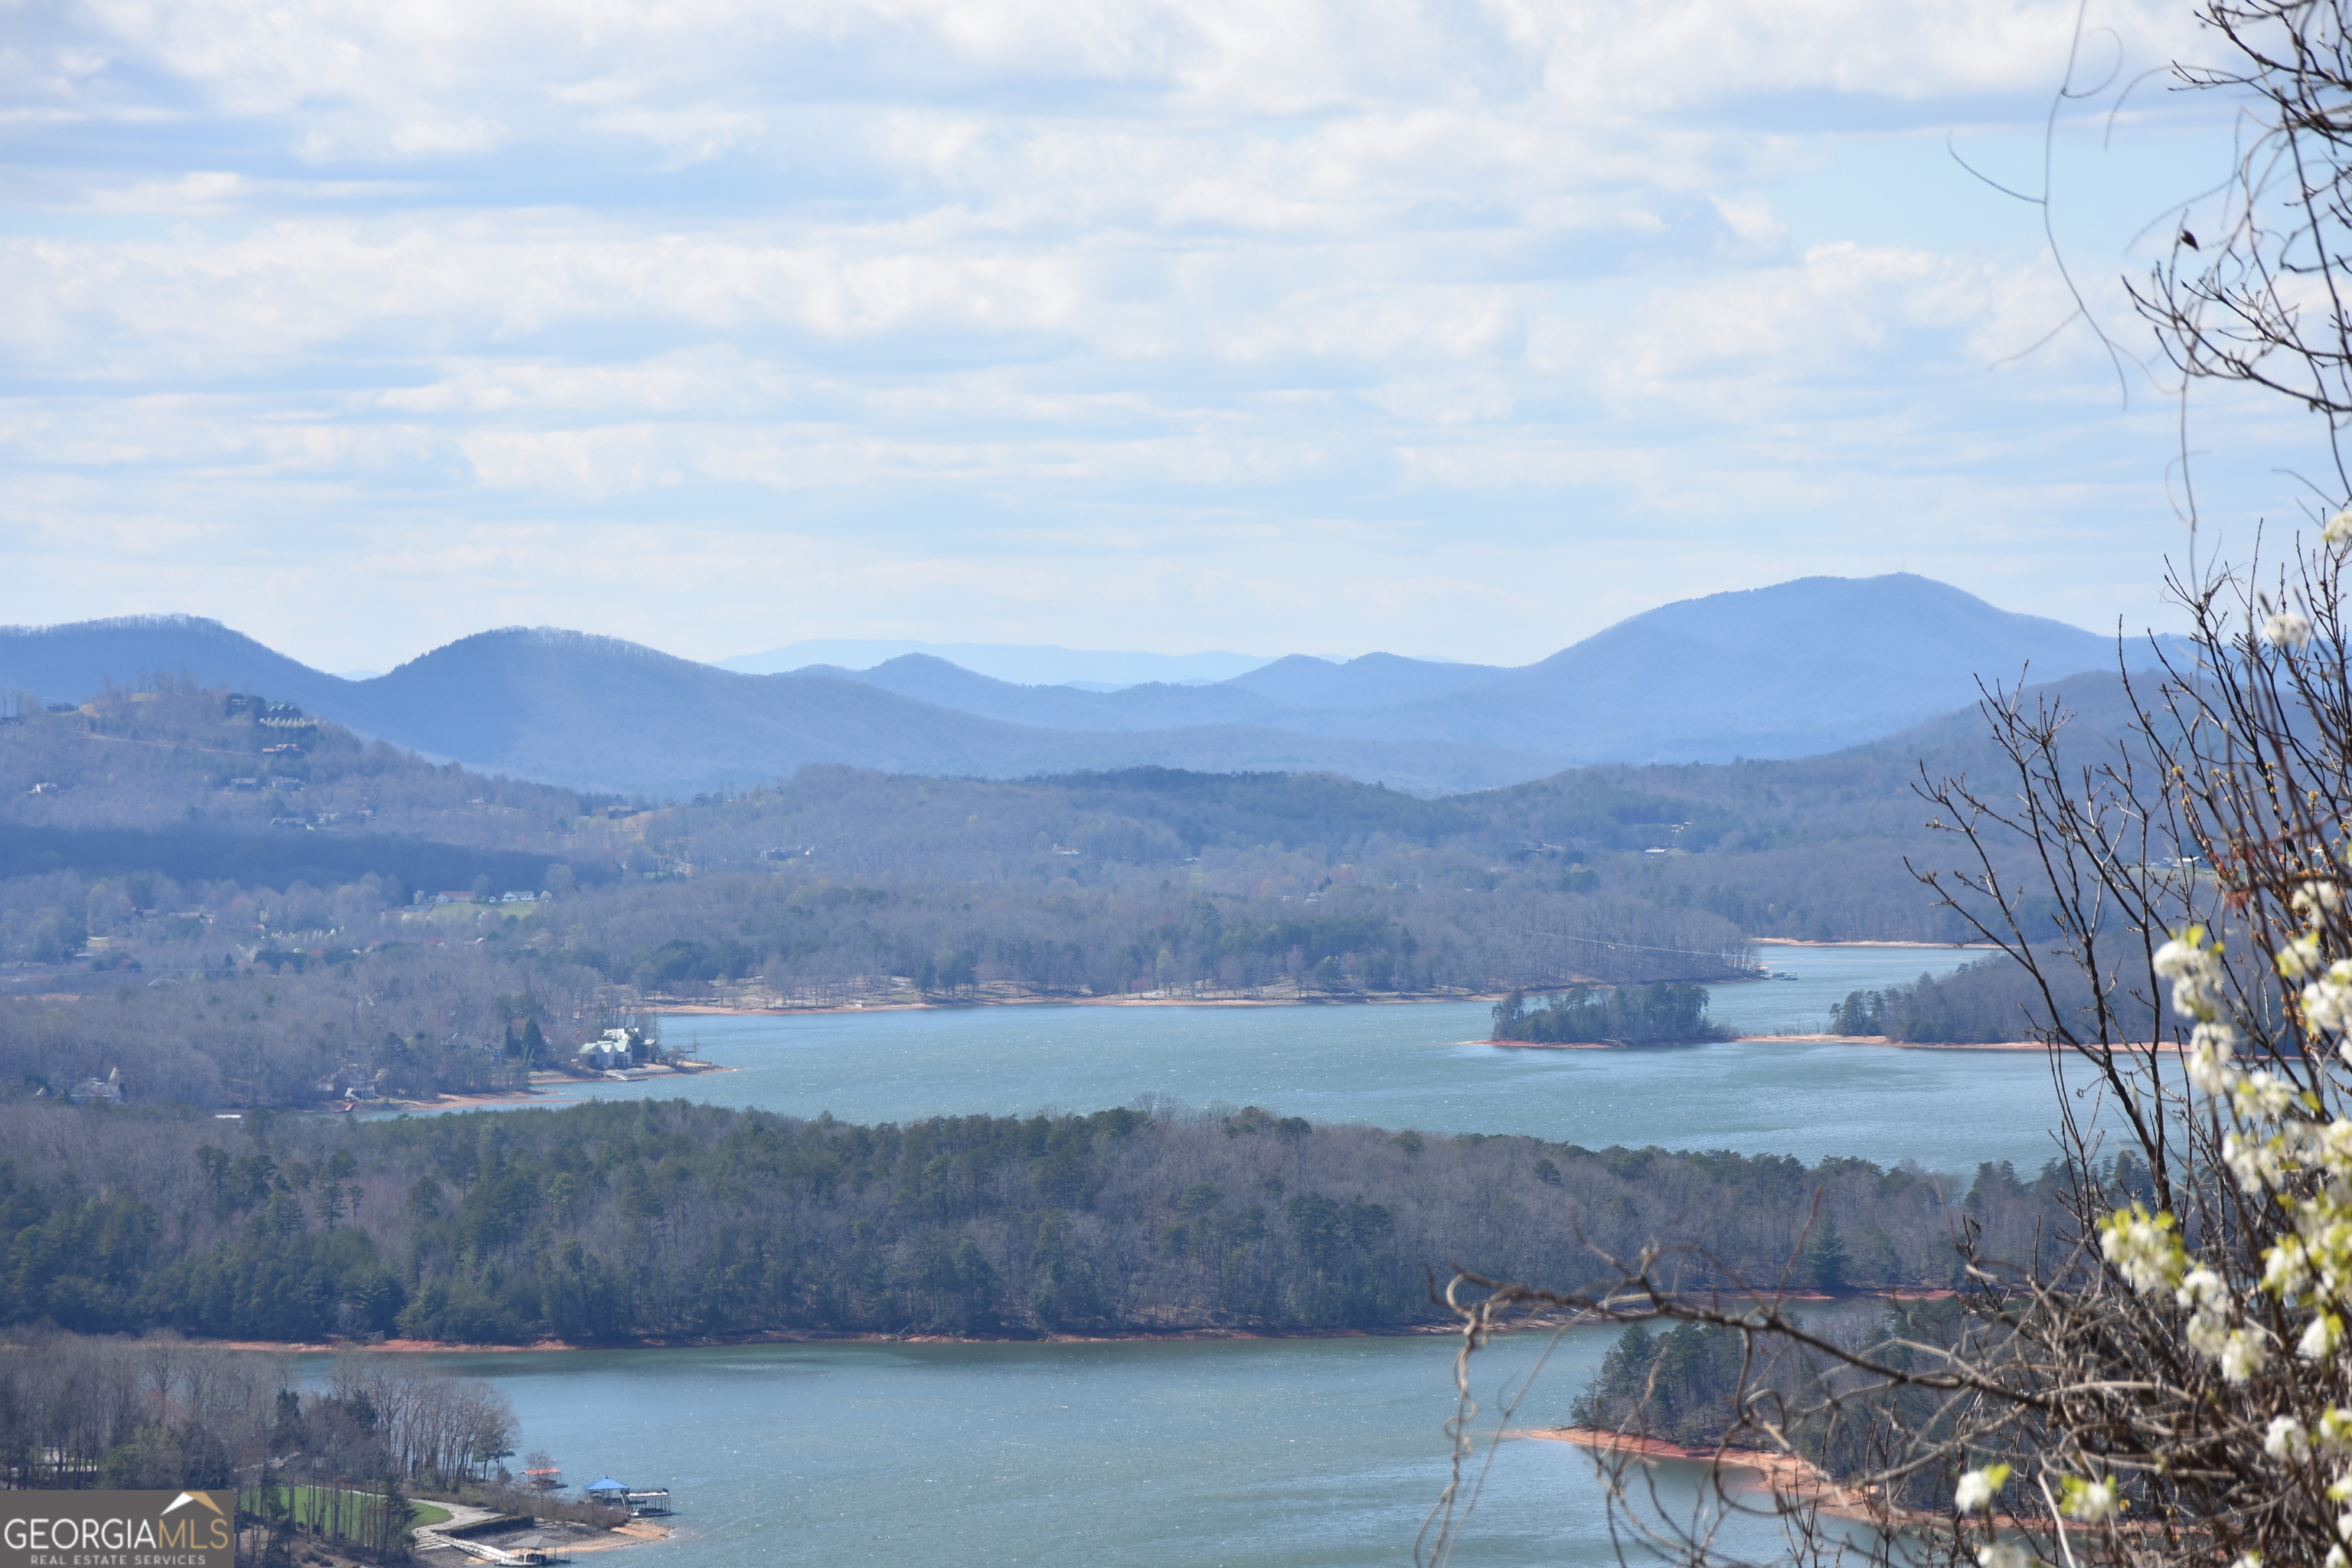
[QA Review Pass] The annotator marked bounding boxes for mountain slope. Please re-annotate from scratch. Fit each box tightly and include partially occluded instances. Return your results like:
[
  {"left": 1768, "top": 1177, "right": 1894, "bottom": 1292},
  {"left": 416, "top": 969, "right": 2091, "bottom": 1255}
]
[
  {"left": 0, "top": 622, "right": 1565, "bottom": 795},
  {"left": 818, "top": 655, "right": 1298, "bottom": 731},
  {"left": 718, "top": 639, "right": 1272, "bottom": 686},
  {"left": 0, "top": 577, "right": 2183, "bottom": 797},
  {"left": 1258, "top": 575, "right": 2175, "bottom": 763},
  {"left": 1222, "top": 652, "right": 1507, "bottom": 709},
  {"left": 347, "top": 631, "right": 1564, "bottom": 794},
  {"left": 0, "top": 616, "right": 351, "bottom": 713}
]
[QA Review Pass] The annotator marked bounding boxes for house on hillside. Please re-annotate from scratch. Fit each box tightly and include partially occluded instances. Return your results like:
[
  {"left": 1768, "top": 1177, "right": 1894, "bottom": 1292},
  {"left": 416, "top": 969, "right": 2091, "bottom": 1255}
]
[
  {"left": 576, "top": 1030, "right": 632, "bottom": 1070},
  {"left": 577, "top": 1026, "right": 664, "bottom": 1073},
  {"left": 68, "top": 1068, "right": 124, "bottom": 1106}
]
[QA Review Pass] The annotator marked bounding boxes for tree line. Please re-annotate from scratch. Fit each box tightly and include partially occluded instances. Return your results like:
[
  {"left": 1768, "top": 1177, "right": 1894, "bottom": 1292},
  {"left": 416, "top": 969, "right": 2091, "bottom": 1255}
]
[
  {"left": 0, "top": 678, "right": 2056, "bottom": 1109},
  {"left": 0, "top": 1099, "right": 2067, "bottom": 1344},
  {"left": 1489, "top": 983, "right": 1728, "bottom": 1045},
  {"left": 1826, "top": 955, "right": 2167, "bottom": 1044},
  {"left": 0, "top": 1328, "right": 584, "bottom": 1560}
]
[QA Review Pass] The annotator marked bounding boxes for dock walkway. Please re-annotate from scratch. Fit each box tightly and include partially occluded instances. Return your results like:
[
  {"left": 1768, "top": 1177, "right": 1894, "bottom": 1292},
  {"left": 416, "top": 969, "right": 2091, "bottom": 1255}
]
[{"left": 413, "top": 1530, "right": 549, "bottom": 1566}]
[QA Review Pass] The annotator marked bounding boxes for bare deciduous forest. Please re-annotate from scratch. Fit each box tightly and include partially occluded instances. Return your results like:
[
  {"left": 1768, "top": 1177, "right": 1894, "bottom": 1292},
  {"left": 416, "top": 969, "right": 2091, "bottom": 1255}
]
[
  {"left": 0, "top": 1098, "right": 2060, "bottom": 1343},
  {"left": 0, "top": 679, "right": 2056, "bottom": 1109}
]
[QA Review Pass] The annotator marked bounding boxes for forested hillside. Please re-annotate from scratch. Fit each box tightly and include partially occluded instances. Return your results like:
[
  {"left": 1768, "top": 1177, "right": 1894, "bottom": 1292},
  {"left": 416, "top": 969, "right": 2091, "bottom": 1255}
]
[
  {"left": 1, "top": 580, "right": 2177, "bottom": 795},
  {"left": 0, "top": 670, "right": 2124, "bottom": 1106},
  {"left": 0, "top": 1099, "right": 2064, "bottom": 1342}
]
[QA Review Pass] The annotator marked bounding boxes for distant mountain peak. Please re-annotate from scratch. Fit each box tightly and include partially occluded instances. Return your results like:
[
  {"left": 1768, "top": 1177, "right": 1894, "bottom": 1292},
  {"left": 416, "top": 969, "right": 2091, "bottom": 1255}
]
[{"left": 0, "top": 575, "right": 2184, "bottom": 798}]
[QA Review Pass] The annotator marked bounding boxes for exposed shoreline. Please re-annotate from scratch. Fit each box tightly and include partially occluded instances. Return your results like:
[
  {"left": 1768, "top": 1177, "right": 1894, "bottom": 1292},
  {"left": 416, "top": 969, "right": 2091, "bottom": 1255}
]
[
  {"left": 1750, "top": 938, "right": 1997, "bottom": 950},
  {"left": 347, "top": 1063, "right": 737, "bottom": 1115},
  {"left": 1517, "top": 1429, "right": 1864, "bottom": 1511},
  {"left": 642, "top": 939, "right": 1991, "bottom": 1018},
  {"left": 199, "top": 1323, "right": 1468, "bottom": 1355},
  {"left": 1482, "top": 1033, "right": 2050, "bottom": 1052},
  {"left": 186, "top": 1292, "right": 1961, "bottom": 1357},
  {"left": 651, "top": 991, "right": 1521, "bottom": 1017}
]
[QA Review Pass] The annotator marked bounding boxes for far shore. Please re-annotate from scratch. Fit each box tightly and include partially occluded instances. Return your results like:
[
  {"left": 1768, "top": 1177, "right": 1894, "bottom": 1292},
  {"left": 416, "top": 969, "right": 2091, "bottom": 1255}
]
[
  {"left": 639, "top": 939, "right": 1992, "bottom": 1019},
  {"left": 1517, "top": 1429, "right": 1864, "bottom": 1511},
  {"left": 338, "top": 1061, "right": 737, "bottom": 1116},
  {"left": 178, "top": 1290, "right": 1962, "bottom": 1357},
  {"left": 1481, "top": 1033, "right": 2050, "bottom": 1052},
  {"left": 648, "top": 991, "right": 1523, "bottom": 1017},
  {"left": 1750, "top": 937, "right": 1997, "bottom": 949},
  {"left": 1520, "top": 1426, "right": 1823, "bottom": 1487}
]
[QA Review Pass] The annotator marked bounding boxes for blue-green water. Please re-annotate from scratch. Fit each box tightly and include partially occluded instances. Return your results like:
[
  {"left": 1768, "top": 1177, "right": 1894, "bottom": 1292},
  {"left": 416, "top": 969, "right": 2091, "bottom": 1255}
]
[
  {"left": 389, "top": 1328, "right": 1840, "bottom": 1568},
  {"left": 350, "top": 945, "right": 2066, "bottom": 1566},
  {"left": 459, "top": 943, "right": 2066, "bottom": 1174}
]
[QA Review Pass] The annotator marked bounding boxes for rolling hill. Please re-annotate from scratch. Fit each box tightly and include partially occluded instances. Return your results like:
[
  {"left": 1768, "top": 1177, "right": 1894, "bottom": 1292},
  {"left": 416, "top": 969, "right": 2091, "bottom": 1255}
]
[{"left": 0, "top": 576, "right": 2183, "bottom": 797}]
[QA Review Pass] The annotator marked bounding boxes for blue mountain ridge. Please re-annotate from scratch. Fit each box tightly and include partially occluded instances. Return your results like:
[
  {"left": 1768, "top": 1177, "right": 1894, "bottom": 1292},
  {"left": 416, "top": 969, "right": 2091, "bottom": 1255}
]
[{"left": 0, "top": 575, "right": 2187, "bottom": 797}]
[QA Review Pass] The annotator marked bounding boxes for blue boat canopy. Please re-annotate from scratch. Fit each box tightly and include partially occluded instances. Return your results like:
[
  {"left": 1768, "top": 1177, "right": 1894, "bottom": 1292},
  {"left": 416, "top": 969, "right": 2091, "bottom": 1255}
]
[{"left": 583, "top": 1479, "right": 628, "bottom": 1492}]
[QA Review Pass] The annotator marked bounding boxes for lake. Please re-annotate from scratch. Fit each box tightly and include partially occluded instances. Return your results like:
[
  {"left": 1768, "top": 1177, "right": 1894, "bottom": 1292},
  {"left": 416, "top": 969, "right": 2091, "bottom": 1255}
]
[
  {"left": 453, "top": 942, "right": 2070, "bottom": 1174},
  {"left": 381, "top": 1324, "right": 1861, "bottom": 1568},
  {"left": 351, "top": 945, "right": 2076, "bottom": 1566}
]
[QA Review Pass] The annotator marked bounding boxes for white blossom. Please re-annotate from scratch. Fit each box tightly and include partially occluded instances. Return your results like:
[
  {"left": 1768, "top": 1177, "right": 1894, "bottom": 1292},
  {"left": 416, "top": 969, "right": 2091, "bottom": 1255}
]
[
  {"left": 2282, "top": 933, "right": 2328, "bottom": 979},
  {"left": 2305, "top": 1313, "right": 2346, "bottom": 1363},
  {"left": 2061, "top": 1475, "right": 2122, "bottom": 1523},
  {"left": 2267, "top": 609, "right": 2318, "bottom": 648},
  {"left": 2265, "top": 1236, "right": 2313, "bottom": 1298},
  {"left": 2222, "top": 1328, "right": 2270, "bottom": 1382},
  {"left": 2234, "top": 1070, "right": 2301, "bottom": 1119},
  {"left": 2271, "top": 1416, "right": 2311, "bottom": 1459},
  {"left": 1955, "top": 1465, "right": 2009, "bottom": 1512},
  {"left": 2177, "top": 1266, "right": 2227, "bottom": 1311},
  {"left": 2155, "top": 933, "right": 2216, "bottom": 979},
  {"left": 2100, "top": 1205, "right": 2187, "bottom": 1292},
  {"left": 1978, "top": 1544, "right": 2036, "bottom": 1568},
  {"left": 2328, "top": 507, "right": 2352, "bottom": 544},
  {"left": 2188, "top": 1022, "right": 2242, "bottom": 1096},
  {"left": 2228, "top": 1132, "right": 2290, "bottom": 1195},
  {"left": 2310, "top": 967, "right": 2352, "bottom": 1036},
  {"left": 2315, "top": 1406, "right": 2352, "bottom": 1453}
]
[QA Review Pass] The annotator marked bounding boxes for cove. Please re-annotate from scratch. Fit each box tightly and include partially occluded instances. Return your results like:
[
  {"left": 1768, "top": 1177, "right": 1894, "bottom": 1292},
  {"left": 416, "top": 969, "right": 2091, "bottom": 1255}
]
[
  {"left": 369, "top": 1325, "right": 1855, "bottom": 1568},
  {"left": 466, "top": 946, "right": 2071, "bottom": 1174}
]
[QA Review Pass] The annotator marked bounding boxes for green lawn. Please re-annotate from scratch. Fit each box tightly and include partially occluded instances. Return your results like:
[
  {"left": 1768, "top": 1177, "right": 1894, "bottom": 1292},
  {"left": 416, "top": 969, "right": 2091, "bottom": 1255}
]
[{"left": 253, "top": 1485, "right": 444, "bottom": 1532}]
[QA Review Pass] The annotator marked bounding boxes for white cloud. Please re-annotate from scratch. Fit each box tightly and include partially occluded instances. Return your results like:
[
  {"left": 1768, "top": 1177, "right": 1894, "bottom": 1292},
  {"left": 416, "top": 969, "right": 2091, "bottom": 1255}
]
[{"left": 0, "top": 0, "right": 2274, "bottom": 670}]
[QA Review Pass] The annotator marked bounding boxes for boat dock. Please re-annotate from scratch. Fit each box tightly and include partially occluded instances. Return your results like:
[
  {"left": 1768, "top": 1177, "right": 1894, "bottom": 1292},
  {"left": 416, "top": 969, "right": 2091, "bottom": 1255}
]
[
  {"left": 413, "top": 1530, "right": 550, "bottom": 1566},
  {"left": 583, "top": 1478, "right": 672, "bottom": 1517}
]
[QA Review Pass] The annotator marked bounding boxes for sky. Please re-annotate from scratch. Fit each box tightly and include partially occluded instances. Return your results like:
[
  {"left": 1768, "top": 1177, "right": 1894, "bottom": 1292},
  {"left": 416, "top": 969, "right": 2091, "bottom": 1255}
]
[{"left": 0, "top": 0, "right": 2320, "bottom": 673}]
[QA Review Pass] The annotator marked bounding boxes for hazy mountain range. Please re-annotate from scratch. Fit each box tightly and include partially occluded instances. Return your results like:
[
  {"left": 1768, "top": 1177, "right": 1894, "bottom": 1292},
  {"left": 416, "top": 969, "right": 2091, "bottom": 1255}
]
[
  {"left": 0, "top": 575, "right": 2182, "bottom": 798},
  {"left": 717, "top": 639, "right": 1278, "bottom": 688}
]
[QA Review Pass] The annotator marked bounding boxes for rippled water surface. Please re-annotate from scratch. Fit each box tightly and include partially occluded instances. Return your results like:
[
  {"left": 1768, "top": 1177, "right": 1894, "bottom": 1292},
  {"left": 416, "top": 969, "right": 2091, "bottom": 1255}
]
[
  {"left": 366, "top": 946, "right": 2069, "bottom": 1565},
  {"left": 452, "top": 943, "right": 2067, "bottom": 1173},
  {"left": 397, "top": 1328, "right": 1850, "bottom": 1568}
]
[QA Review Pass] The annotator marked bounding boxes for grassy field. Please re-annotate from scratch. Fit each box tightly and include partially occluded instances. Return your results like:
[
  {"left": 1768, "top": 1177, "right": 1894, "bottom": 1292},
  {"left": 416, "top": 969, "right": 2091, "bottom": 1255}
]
[{"left": 250, "top": 1486, "right": 446, "bottom": 1532}]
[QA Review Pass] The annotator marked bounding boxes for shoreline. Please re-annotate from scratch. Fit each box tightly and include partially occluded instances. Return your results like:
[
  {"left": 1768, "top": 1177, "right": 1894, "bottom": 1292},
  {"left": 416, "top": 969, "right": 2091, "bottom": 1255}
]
[
  {"left": 345, "top": 1063, "right": 738, "bottom": 1115},
  {"left": 1481, "top": 1033, "right": 2050, "bottom": 1053},
  {"left": 649, "top": 990, "right": 1523, "bottom": 1017},
  {"left": 642, "top": 940, "right": 1988, "bottom": 1018},
  {"left": 1519, "top": 1429, "right": 1867, "bottom": 1511},
  {"left": 183, "top": 1292, "right": 1961, "bottom": 1356},
  {"left": 198, "top": 1323, "right": 1469, "bottom": 1354},
  {"left": 1750, "top": 938, "right": 1997, "bottom": 949}
]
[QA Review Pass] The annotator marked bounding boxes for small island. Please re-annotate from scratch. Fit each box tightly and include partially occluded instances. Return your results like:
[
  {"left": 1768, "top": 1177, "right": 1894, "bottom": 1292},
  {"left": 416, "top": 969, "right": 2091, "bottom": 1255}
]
[{"left": 1486, "top": 982, "right": 1730, "bottom": 1047}]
